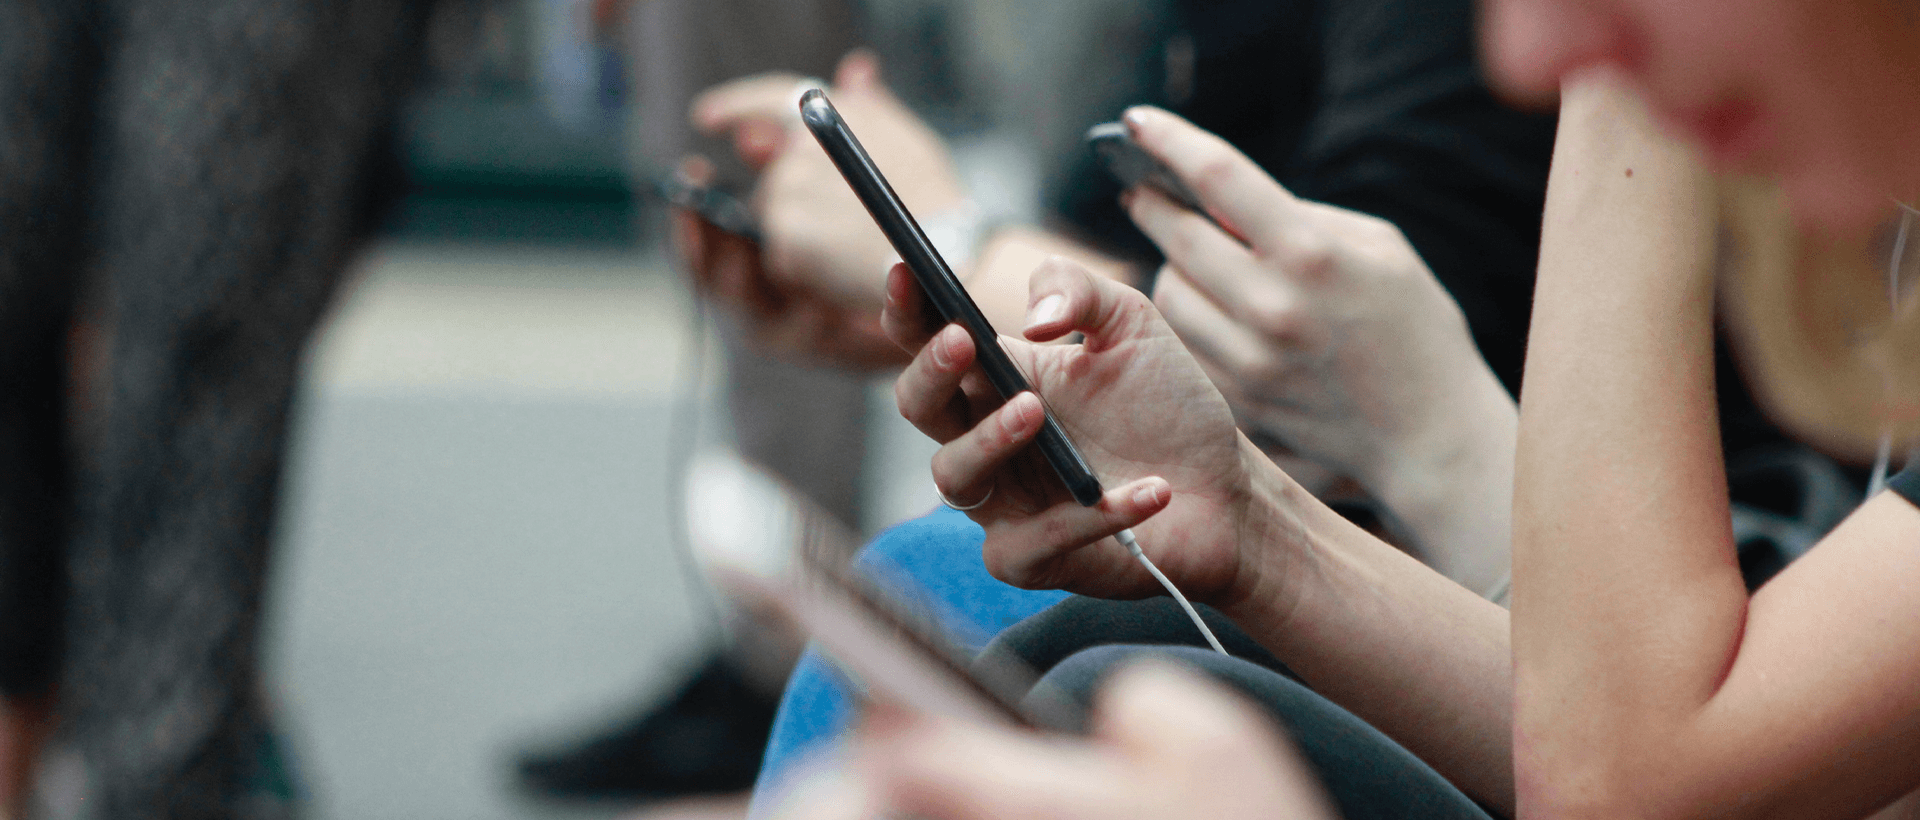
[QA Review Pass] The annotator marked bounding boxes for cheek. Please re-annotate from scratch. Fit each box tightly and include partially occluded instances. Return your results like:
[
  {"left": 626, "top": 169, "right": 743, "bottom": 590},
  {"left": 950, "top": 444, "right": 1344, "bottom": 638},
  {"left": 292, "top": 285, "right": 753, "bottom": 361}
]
[{"left": 1768, "top": 12, "right": 1920, "bottom": 228}]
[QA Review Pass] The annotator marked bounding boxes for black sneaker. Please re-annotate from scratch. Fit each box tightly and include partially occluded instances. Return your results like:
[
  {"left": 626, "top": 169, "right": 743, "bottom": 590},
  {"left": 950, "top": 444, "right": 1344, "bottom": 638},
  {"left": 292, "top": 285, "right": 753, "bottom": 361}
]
[{"left": 516, "top": 654, "right": 780, "bottom": 801}]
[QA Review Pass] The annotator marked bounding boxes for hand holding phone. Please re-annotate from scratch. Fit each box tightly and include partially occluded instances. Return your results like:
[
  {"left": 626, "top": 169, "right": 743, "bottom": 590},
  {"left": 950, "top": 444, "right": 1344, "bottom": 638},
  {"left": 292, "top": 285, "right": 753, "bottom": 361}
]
[
  {"left": 654, "top": 172, "right": 761, "bottom": 243},
  {"left": 799, "top": 89, "right": 1105, "bottom": 508},
  {"left": 1087, "top": 121, "right": 1207, "bottom": 213},
  {"left": 1088, "top": 121, "right": 1242, "bottom": 243}
]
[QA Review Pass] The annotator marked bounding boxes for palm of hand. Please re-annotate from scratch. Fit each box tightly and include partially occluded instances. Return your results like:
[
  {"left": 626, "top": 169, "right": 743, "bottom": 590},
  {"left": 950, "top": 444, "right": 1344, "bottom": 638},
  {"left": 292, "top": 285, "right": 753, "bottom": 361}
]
[{"left": 981, "top": 315, "right": 1255, "bottom": 604}]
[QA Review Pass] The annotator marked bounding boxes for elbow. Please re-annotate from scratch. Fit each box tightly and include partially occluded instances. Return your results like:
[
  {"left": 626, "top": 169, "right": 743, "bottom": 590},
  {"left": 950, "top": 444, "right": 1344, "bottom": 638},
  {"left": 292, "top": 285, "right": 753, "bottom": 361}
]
[
  {"left": 1514, "top": 723, "right": 1679, "bottom": 820},
  {"left": 1514, "top": 744, "right": 1632, "bottom": 820},
  {"left": 1514, "top": 734, "right": 1757, "bottom": 820}
]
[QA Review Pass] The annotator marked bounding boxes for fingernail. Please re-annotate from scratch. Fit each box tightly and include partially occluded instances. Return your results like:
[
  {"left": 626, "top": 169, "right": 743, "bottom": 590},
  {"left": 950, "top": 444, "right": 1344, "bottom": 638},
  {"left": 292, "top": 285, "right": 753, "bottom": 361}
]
[
  {"left": 1123, "top": 106, "right": 1149, "bottom": 132},
  {"left": 1011, "top": 392, "right": 1043, "bottom": 429},
  {"left": 1132, "top": 479, "right": 1167, "bottom": 508},
  {"left": 930, "top": 327, "right": 955, "bottom": 368},
  {"left": 1001, "top": 396, "right": 1030, "bottom": 439},
  {"left": 1026, "top": 294, "right": 1065, "bottom": 329}
]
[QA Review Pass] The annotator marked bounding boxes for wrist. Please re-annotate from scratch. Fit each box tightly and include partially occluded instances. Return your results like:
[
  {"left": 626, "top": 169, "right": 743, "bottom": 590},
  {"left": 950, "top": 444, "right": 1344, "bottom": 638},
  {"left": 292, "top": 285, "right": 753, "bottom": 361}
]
[
  {"left": 1367, "top": 360, "right": 1514, "bottom": 502},
  {"left": 1211, "top": 433, "right": 1340, "bottom": 637},
  {"left": 1366, "top": 368, "right": 1518, "bottom": 596}
]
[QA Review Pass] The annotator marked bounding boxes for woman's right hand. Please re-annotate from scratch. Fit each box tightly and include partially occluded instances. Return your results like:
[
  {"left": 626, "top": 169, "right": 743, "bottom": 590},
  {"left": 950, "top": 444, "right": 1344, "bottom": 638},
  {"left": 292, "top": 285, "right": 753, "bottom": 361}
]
[{"left": 880, "top": 256, "right": 1303, "bottom": 609}]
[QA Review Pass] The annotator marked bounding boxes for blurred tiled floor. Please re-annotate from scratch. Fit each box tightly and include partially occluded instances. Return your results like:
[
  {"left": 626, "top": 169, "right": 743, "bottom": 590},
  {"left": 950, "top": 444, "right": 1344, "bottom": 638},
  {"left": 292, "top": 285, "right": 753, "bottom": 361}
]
[{"left": 264, "top": 241, "right": 743, "bottom": 820}]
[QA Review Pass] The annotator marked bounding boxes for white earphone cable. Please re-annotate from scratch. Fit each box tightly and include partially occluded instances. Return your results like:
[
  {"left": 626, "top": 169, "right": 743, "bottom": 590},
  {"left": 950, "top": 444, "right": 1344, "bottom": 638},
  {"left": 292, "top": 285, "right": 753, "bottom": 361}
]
[{"left": 1115, "top": 528, "right": 1228, "bottom": 655}]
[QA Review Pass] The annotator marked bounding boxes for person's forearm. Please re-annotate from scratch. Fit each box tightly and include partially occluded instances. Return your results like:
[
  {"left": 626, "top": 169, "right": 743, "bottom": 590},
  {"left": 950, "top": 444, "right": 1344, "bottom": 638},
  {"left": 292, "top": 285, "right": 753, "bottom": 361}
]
[
  {"left": 1220, "top": 436, "right": 1516, "bottom": 816},
  {"left": 1510, "top": 75, "right": 1744, "bottom": 818},
  {"left": 1370, "top": 364, "right": 1519, "bottom": 600}
]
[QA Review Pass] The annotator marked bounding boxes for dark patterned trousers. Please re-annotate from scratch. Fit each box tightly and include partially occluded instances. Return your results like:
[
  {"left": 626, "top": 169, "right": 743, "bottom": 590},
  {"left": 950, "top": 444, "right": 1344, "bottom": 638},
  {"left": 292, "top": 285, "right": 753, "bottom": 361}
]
[{"left": 0, "top": 2, "right": 432, "bottom": 816}]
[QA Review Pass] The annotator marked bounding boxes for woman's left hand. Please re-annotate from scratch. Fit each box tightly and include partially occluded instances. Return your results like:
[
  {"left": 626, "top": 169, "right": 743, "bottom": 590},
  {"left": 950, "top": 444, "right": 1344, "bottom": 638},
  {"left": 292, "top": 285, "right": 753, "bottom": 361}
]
[{"left": 766, "top": 662, "right": 1338, "bottom": 820}]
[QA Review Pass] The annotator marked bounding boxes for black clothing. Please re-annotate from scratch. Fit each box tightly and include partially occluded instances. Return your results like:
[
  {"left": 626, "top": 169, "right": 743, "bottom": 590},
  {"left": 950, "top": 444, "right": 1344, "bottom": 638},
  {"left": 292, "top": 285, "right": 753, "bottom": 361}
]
[
  {"left": 1888, "top": 464, "right": 1920, "bottom": 509},
  {"left": 981, "top": 598, "right": 1494, "bottom": 820}
]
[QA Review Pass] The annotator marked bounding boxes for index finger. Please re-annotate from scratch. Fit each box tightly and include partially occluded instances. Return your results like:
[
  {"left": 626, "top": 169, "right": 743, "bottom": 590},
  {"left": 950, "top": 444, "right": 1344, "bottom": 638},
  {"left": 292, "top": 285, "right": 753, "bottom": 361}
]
[
  {"left": 880, "top": 262, "right": 944, "bottom": 352},
  {"left": 1123, "top": 106, "right": 1299, "bottom": 251},
  {"left": 691, "top": 72, "right": 817, "bottom": 132}
]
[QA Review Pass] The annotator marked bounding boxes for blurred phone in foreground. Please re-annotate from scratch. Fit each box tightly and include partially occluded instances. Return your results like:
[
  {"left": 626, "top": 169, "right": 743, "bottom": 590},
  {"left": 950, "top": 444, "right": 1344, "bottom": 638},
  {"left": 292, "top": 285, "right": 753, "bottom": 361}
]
[{"left": 699, "top": 465, "right": 1079, "bottom": 732}]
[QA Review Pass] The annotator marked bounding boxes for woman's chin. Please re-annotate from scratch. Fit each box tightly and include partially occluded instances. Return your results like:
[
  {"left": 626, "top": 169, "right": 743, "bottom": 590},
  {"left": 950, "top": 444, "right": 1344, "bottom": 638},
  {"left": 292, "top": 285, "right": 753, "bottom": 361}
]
[{"left": 1779, "top": 163, "right": 1920, "bottom": 239}]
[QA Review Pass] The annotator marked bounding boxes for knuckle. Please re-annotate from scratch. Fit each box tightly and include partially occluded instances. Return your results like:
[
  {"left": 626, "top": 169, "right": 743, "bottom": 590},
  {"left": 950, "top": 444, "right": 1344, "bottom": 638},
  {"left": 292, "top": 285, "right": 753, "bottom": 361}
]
[
  {"left": 892, "top": 373, "right": 920, "bottom": 416},
  {"left": 978, "top": 545, "right": 1030, "bottom": 587},
  {"left": 928, "top": 446, "right": 955, "bottom": 482},
  {"left": 1242, "top": 294, "right": 1302, "bottom": 341},
  {"left": 1189, "top": 157, "right": 1238, "bottom": 203},
  {"left": 1114, "top": 282, "right": 1155, "bottom": 319},
  {"left": 995, "top": 407, "right": 1023, "bottom": 447},
  {"left": 1237, "top": 349, "right": 1290, "bottom": 387},
  {"left": 1277, "top": 241, "right": 1336, "bottom": 285}
]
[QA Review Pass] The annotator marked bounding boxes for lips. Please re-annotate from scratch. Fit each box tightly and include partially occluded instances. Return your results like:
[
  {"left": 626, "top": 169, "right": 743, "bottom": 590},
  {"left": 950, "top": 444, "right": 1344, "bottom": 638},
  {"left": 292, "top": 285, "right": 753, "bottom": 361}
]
[{"left": 1663, "top": 97, "right": 1767, "bottom": 166}]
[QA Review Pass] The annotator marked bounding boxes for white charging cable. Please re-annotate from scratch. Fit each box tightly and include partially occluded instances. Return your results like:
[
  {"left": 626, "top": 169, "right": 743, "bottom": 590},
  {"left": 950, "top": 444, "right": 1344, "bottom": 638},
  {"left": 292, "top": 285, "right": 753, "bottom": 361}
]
[
  {"left": 1868, "top": 205, "right": 1915, "bottom": 498},
  {"left": 1114, "top": 528, "right": 1228, "bottom": 655}
]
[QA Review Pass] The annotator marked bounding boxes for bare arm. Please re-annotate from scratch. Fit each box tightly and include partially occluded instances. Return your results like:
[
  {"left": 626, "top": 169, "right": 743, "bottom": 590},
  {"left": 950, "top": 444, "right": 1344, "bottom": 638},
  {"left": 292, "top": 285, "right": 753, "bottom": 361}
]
[{"left": 1514, "top": 73, "right": 1920, "bottom": 820}]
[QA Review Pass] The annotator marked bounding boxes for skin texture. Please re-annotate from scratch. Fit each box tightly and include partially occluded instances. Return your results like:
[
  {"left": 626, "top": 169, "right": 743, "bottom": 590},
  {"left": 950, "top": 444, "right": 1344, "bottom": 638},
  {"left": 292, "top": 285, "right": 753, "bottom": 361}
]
[
  {"left": 679, "top": 50, "right": 1135, "bottom": 366},
  {"left": 1479, "top": 0, "right": 1920, "bottom": 815},
  {"left": 769, "top": 0, "right": 1920, "bottom": 816},
  {"left": 1511, "top": 69, "right": 1920, "bottom": 820},
  {"left": 767, "top": 663, "right": 1339, "bottom": 820},
  {"left": 684, "top": 58, "right": 1521, "bottom": 597},
  {"left": 1479, "top": 0, "right": 1920, "bottom": 231},
  {"left": 678, "top": 50, "right": 963, "bottom": 368}
]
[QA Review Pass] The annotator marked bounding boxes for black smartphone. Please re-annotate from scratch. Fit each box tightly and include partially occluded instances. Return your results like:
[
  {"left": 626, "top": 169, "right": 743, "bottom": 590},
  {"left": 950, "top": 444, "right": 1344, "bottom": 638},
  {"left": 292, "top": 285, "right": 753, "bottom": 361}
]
[
  {"left": 1086, "top": 121, "right": 1208, "bottom": 216},
  {"left": 653, "top": 174, "right": 761, "bottom": 243},
  {"left": 798, "top": 89, "right": 1104, "bottom": 508}
]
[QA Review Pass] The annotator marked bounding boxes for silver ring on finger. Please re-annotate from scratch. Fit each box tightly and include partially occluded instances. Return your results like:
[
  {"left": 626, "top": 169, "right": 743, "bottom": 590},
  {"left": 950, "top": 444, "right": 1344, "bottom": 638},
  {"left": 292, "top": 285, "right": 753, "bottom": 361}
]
[{"left": 937, "top": 483, "right": 994, "bottom": 511}]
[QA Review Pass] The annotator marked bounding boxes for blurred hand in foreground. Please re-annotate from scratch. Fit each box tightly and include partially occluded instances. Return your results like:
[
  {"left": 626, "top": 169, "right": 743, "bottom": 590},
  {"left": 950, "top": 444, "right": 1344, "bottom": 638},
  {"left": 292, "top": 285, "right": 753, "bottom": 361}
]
[{"left": 768, "top": 662, "right": 1338, "bottom": 820}]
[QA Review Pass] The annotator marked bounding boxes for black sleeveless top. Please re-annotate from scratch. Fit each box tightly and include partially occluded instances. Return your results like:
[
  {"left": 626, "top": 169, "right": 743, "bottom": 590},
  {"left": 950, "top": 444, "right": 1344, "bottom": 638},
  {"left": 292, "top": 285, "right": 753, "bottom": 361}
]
[{"left": 1889, "top": 465, "right": 1920, "bottom": 507}]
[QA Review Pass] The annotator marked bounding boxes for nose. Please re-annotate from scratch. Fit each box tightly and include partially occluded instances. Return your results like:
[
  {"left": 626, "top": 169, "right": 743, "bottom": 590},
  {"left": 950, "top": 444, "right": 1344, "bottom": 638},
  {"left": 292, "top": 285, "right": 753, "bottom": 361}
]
[{"left": 1479, "top": 0, "right": 1640, "bottom": 105}]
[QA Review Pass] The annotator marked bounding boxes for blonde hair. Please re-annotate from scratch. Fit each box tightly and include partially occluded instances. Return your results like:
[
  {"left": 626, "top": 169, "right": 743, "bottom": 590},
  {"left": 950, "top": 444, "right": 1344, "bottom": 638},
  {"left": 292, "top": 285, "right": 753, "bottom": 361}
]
[{"left": 1719, "top": 176, "right": 1920, "bottom": 461}]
